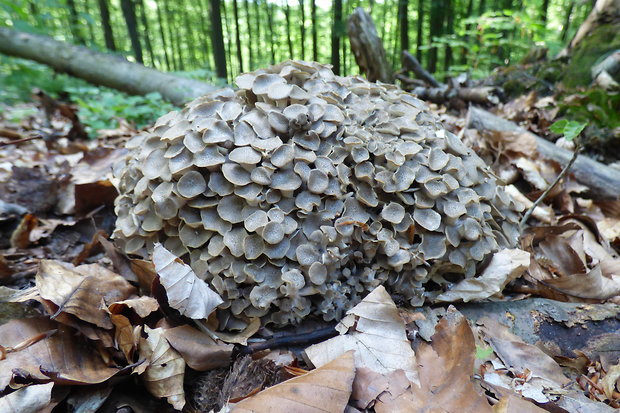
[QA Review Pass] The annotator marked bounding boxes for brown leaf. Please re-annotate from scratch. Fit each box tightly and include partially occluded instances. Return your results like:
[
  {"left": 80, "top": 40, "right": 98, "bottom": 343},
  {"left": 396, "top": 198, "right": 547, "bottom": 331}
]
[
  {"left": 0, "top": 318, "right": 119, "bottom": 390},
  {"left": 152, "top": 243, "right": 222, "bottom": 319},
  {"left": 232, "top": 351, "right": 355, "bottom": 413},
  {"left": 110, "top": 314, "right": 139, "bottom": 362},
  {"left": 36, "top": 260, "right": 136, "bottom": 329},
  {"left": 305, "top": 286, "right": 419, "bottom": 385},
  {"left": 108, "top": 296, "right": 159, "bottom": 318},
  {"left": 542, "top": 265, "right": 620, "bottom": 300},
  {"left": 10, "top": 213, "right": 37, "bottom": 249},
  {"left": 163, "top": 325, "right": 233, "bottom": 371},
  {"left": 139, "top": 326, "right": 186, "bottom": 410},
  {"left": 0, "top": 382, "right": 54, "bottom": 413},
  {"left": 215, "top": 317, "right": 261, "bottom": 345},
  {"left": 492, "top": 394, "right": 549, "bottom": 412}
]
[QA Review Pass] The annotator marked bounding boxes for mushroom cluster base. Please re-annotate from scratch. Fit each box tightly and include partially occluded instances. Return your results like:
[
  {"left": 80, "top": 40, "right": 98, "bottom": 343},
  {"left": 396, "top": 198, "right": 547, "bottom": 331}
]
[{"left": 113, "top": 61, "right": 523, "bottom": 328}]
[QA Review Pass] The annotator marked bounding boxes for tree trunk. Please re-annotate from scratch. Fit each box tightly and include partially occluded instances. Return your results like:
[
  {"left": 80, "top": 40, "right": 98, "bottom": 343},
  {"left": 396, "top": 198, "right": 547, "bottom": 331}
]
[
  {"left": 460, "top": 0, "right": 474, "bottom": 64},
  {"left": 541, "top": 0, "right": 550, "bottom": 25},
  {"left": 232, "top": 0, "right": 244, "bottom": 72},
  {"left": 398, "top": 0, "right": 409, "bottom": 53},
  {"left": 209, "top": 0, "right": 228, "bottom": 79},
  {"left": 253, "top": 0, "right": 263, "bottom": 63},
  {"left": 265, "top": 2, "right": 276, "bottom": 64},
  {"left": 244, "top": 0, "right": 254, "bottom": 68},
  {"left": 154, "top": 0, "right": 171, "bottom": 70},
  {"left": 162, "top": 0, "right": 178, "bottom": 70},
  {"left": 311, "top": 0, "right": 318, "bottom": 61},
  {"left": 428, "top": 0, "right": 444, "bottom": 73},
  {"left": 0, "top": 27, "right": 217, "bottom": 105},
  {"left": 182, "top": 7, "right": 198, "bottom": 68},
  {"left": 299, "top": 0, "right": 306, "bottom": 60},
  {"left": 97, "top": 0, "right": 116, "bottom": 51},
  {"left": 416, "top": 0, "right": 424, "bottom": 62},
  {"left": 196, "top": 0, "right": 213, "bottom": 68},
  {"left": 221, "top": 0, "right": 233, "bottom": 78},
  {"left": 348, "top": 7, "right": 394, "bottom": 82},
  {"left": 285, "top": 2, "right": 294, "bottom": 59},
  {"left": 478, "top": 0, "right": 486, "bottom": 15},
  {"left": 120, "top": 0, "right": 144, "bottom": 64},
  {"left": 332, "top": 0, "right": 343, "bottom": 75},
  {"left": 66, "top": 0, "right": 86, "bottom": 45},
  {"left": 138, "top": 0, "right": 156, "bottom": 67},
  {"left": 444, "top": 0, "right": 454, "bottom": 72},
  {"left": 561, "top": 0, "right": 576, "bottom": 42}
]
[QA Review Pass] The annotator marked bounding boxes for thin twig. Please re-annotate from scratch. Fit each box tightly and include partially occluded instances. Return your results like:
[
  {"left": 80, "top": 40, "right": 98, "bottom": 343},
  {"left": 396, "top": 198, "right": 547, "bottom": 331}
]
[
  {"left": 0, "top": 135, "right": 41, "bottom": 147},
  {"left": 520, "top": 145, "right": 580, "bottom": 229}
]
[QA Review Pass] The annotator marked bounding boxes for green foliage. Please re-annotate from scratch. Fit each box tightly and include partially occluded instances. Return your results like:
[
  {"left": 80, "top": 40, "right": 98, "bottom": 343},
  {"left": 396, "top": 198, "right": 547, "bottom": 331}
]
[
  {"left": 550, "top": 119, "right": 588, "bottom": 141},
  {"left": 559, "top": 89, "right": 620, "bottom": 130},
  {"left": 475, "top": 345, "right": 494, "bottom": 360}
]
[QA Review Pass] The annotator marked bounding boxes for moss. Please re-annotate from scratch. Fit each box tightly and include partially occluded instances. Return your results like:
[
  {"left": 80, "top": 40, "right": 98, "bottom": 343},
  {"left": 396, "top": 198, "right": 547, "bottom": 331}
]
[{"left": 562, "top": 23, "right": 620, "bottom": 87}]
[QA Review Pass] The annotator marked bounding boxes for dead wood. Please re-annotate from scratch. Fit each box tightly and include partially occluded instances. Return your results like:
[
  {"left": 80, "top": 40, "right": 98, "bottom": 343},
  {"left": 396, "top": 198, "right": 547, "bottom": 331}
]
[{"left": 347, "top": 8, "right": 394, "bottom": 83}]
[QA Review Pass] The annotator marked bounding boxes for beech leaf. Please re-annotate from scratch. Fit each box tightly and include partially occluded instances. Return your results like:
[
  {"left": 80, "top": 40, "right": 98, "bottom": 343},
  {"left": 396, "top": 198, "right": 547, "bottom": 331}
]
[
  {"left": 232, "top": 351, "right": 355, "bottom": 413},
  {"left": 152, "top": 243, "right": 223, "bottom": 319},
  {"left": 0, "top": 382, "right": 54, "bottom": 413}
]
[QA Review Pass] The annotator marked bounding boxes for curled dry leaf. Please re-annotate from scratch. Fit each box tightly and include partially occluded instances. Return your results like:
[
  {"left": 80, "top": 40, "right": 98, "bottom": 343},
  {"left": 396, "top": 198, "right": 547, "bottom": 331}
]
[
  {"left": 152, "top": 243, "right": 223, "bottom": 319},
  {"left": 232, "top": 351, "right": 355, "bottom": 413},
  {"left": 436, "top": 249, "right": 530, "bottom": 302},
  {"left": 108, "top": 296, "right": 159, "bottom": 318},
  {"left": 36, "top": 260, "right": 136, "bottom": 329},
  {"left": 214, "top": 317, "right": 261, "bottom": 345},
  {"left": 0, "top": 382, "right": 54, "bottom": 413},
  {"left": 0, "top": 318, "right": 119, "bottom": 390},
  {"left": 9, "top": 213, "right": 37, "bottom": 249},
  {"left": 492, "top": 394, "right": 549, "bottom": 413},
  {"left": 305, "top": 286, "right": 419, "bottom": 385},
  {"left": 371, "top": 307, "right": 493, "bottom": 413},
  {"left": 163, "top": 324, "right": 233, "bottom": 371},
  {"left": 110, "top": 314, "right": 140, "bottom": 363},
  {"left": 139, "top": 326, "right": 186, "bottom": 410}
]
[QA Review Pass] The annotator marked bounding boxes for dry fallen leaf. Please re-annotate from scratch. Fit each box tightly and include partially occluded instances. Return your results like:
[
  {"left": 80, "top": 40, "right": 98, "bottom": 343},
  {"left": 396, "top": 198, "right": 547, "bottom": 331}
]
[
  {"left": 0, "top": 317, "right": 119, "bottom": 390},
  {"left": 163, "top": 324, "right": 233, "bottom": 371},
  {"left": 215, "top": 317, "right": 261, "bottom": 345},
  {"left": 305, "top": 286, "right": 419, "bottom": 385},
  {"left": 110, "top": 313, "right": 140, "bottom": 362},
  {"left": 139, "top": 326, "right": 186, "bottom": 410},
  {"left": 108, "top": 296, "right": 159, "bottom": 318},
  {"left": 436, "top": 249, "right": 530, "bottom": 302},
  {"left": 492, "top": 394, "right": 549, "bottom": 412},
  {"left": 36, "top": 260, "right": 136, "bottom": 329},
  {"left": 10, "top": 213, "right": 37, "bottom": 249},
  {"left": 232, "top": 351, "right": 356, "bottom": 413},
  {"left": 152, "top": 243, "right": 223, "bottom": 319},
  {"left": 0, "top": 382, "right": 54, "bottom": 413}
]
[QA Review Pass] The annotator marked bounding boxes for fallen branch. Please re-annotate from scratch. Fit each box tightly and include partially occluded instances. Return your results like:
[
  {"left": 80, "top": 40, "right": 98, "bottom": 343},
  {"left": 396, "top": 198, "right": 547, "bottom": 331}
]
[
  {"left": 466, "top": 106, "right": 620, "bottom": 200},
  {"left": 402, "top": 50, "right": 441, "bottom": 87}
]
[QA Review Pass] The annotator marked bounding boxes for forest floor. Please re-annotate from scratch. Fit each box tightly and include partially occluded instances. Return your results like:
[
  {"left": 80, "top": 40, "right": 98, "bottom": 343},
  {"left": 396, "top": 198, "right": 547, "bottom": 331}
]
[{"left": 0, "top": 86, "right": 620, "bottom": 413}]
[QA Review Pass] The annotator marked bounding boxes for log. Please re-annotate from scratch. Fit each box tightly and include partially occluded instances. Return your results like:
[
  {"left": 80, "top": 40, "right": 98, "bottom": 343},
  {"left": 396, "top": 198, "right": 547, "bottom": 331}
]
[
  {"left": 466, "top": 106, "right": 620, "bottom": 200},
  {"left": 347, "top": 8, "right": 394, "bottom": 83},
  {"left": 402, "top": 50, "right": 441, "bottom": 88},
  {"left": 0, "top": 28, "right": 218, "bottom": 106}
]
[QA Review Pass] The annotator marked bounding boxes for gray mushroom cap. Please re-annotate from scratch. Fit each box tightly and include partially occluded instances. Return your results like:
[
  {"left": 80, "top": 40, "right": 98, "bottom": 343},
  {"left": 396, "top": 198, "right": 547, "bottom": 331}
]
[{"left": 113, "top": 60, "right": 523, "bottom": 328}]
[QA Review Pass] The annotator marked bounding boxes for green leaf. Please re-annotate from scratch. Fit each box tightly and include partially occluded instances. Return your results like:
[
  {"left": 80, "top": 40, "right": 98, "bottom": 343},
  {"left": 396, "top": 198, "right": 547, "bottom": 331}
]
[
  {"left": 550, "top": 119, "right": 588, "bottom": 141},
  {"left": 475, "top": 345, "right": 494, "bottom": 360}
]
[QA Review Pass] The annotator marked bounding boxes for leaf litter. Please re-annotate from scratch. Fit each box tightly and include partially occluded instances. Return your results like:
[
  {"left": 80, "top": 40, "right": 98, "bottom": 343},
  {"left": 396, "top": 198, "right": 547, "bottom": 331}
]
[{"left": 0, "top": 76, "right": 620, "bottom": 413}]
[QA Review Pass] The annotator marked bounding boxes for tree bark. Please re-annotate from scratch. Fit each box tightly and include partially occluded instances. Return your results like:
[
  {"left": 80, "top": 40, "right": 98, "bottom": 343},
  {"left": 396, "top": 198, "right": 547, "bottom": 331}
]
[
  {"left": 265, "top": 1, "right": 276, "bottom": 64},
  {"left": 244, "top": 0, "right": 254, "bottom": 68},
  {"left": 221, "top": 0, "right": 234, "bottom": 77},
  {"left": 416, "top": 0, "right": 424, "bottom": 62},
  {"left": 561, "top": 0, "right": 576, "bottom": 42},
  {"left": 347, "top": 8, "right": 394, "bottom": 83},
  {"left": 66, "top": 0, "right": 86, "bottom": 45},
  {"left": 299, "top": 0, "right": 306, "bottom": 60},
  {"left": 154, "top": 0, "right": 171, "bottom": 71},
  {"left": 541, "top": 0, "right": 550, "bottom": 25},
  {"left": 559, "top": 0, "right": 620, "bottom": 57},
  {"left": 138, "top": 0, "right": 156, "bottom": 67},
  {"left": 331, "top": 0, "right": 343, "bottom": 75},
  {"left": 209, "top": 0, "right": 228, "bottom": 79},
  {"left": 284, "top": 2, "right": 294, "bottom": 59},
  {"left": 0, "top": 27, "right": 218, "bottom": 106},
  {"left": 97, "top": 0, "right": 116, "bottom": 51},
  {"left": 398, "top": 0, "right": 409, "bottom": 53},
  {"left": 232, "top": 0, "right": 244, "bottom": 72},
  {"left": 444, "top": 0, "right": 454, "bottom": 72},
  {"left": 428, "top": 0, "right": 444, "bottom": 73},
  {"left": 253, "top": 0, "right": 263, "bottom": 63},
  {"left": 311, "top": 0, "right": 318, "bottom": 61},
  {"left": 120, "top": 0, "right": 144, "bottom": 64},
  {"left": 466, "top": 106, "right": 620, "bottom": 200}
]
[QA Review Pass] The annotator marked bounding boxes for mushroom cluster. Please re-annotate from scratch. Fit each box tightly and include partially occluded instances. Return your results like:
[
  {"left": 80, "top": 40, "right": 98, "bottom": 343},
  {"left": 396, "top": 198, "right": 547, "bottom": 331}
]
[{"left": 113, "top": 61, "right": 523, "bottom": 327}]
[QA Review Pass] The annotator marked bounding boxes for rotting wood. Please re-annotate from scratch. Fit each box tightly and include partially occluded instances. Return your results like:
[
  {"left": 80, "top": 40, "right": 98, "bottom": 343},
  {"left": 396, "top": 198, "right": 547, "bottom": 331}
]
[{"left": 466, "top": 106, "right": 620, "bottom": 200}]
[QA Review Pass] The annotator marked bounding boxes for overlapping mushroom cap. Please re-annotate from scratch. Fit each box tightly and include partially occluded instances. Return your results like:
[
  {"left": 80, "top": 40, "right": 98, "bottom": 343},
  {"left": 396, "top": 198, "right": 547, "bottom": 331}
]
[{"left": 113, "top": 61, "right": 523, "bottom": 327}]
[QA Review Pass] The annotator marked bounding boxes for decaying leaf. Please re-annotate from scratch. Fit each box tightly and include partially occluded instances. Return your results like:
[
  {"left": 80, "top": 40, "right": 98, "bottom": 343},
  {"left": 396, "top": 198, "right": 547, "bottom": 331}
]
[
  {"left": 232, "top": 351, "right": 355, "bottom": 413},
  {"left": 305, "top": 286, "right": 419, "bottom": 385},
  {"left": 492, "top": 394, "right": 549, "bottom": 412},
  {"left": 215, "top": 317, "right": 261, "bottom": 345},
  {"left": 36, "top": 260, "right": 136, "bottom": 329},
  {"left": 0, "top": 317, "right": 119, "bottom": 390},
  {"left": 110, "top": 313, "right": 140, "bottom": 362},
  {"left": 436, "top": 249, "right": 530, "bottom": 302},
  {"left": 108, "top": 296, "right": 159, "bottom": 318},
  {"left": 9, "top": 213, "right": 37, "bottom": 249},
  {"left": 163, "top": 324, "right": 233, "bottom": 371},
  {"left": 152, "top": 243, "right": 223, "bottom": 319},
  {"left": 0, "top": 382, "right": 54, "bottom": 413},
  {"left": 139, "top": 326, "right": 186, "bottom": 410}
]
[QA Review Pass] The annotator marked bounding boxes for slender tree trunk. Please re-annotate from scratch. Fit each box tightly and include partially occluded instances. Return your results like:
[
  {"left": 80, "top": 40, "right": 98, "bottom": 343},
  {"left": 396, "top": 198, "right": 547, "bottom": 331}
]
[
  {"left": 83, "top": 0, "right": 97, "bottom": 45},
  {"left": 222, "top": 0, "right": 233, "bottom": 78},
  {"left": 299, "top": 0, "right": 306, "bottom": 60},
  {"left": 121, "top": 0, "right": 144, "bottom": 64},
  {"left": 460, "top": 0, "right": 474, "bottom": 64},
  {"left": 210, "top": 0, "right": 228, "bottom": 79},
  {"left": 66, "top": 0, "right": 86, "bottom": 45},
  {"left": 311, "top": 0, "right": 318, "bottom": 61},
  {"left": 398, "top": 0, "right": 409, "bottom": 52},
  {"left": 138, "top": 0, "right": 156, "bottom": 67},
  {"left": 332, "top": 0, "right": 343, "bottom": 74},
  {"left": 232, "top": 0, "right": 244, "bottom": 72},
  {"left": 478, "top": 0, "right": 486, "bottom": 15},
  {"left": 428, "top": 0, "right": 444, "bottom": 72},
  {"left": 162, "top": 0, "right": 178, "bottom": 70},
  {"left": 244, "top": 0, "right": 254, "bottom": 67},
  {"left": 380, "top": 0, "right": 388, "bottom": 40},
  {"left": 154, "top": 0, "right": 171, "bottom": 70},
  {"left": 444, "top": 0, "right": 454, "bottom": 72},
  {"left": 182, "top": 7, "right": 198, "bottom": 68},
  {"left": 97, "top": 0, "right": 116, "bottom": 51},
  {"left": 196, "top": 0, "right": 213, "bottom": 68},
  {"left": 561, "top": 0, "right": 576, "bottom": 42},
  {"left": 285, "top": 2, "right": 294, "bottom": 59},
  {"left": 253, "top": 0, "right": 263, "bottom": 63},
  {"left": 416, "top": 0, "right": 424, "bottom": 61},
  {"left": 265, "top": 2, "right": 276, "bottom": 64},
  {"left": 541, "top": 0, "right": 550, "bottom": 25}
]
